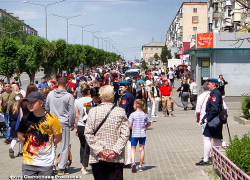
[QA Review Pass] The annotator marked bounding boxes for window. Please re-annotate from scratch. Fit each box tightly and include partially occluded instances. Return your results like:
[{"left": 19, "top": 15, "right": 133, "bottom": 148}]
[
  {"left": 214, "top": 3, "right": 218, "bottom": 13},
  {"left": 192, "top": 16, "right": 198, "bottom": 23},
  {"left": 156, "top": 48, "right": 159, "bottom": 51},
  {"left": 193, "top": 8, "right": 197, "bottom": 13},
  {"left": 193, "top": 27, "right": 197, "bottom": 31},
  {"left": 145, "top": 53, "right": 148, "bottom": 56},
  {"left": 228, "top": 9, "right": 232, "bottom": 17},
  {"left": 215, "top": 20, "right": 218, "bottom": 28},
  {"left": 151, "top": 48, "right": 153, "bottom": 51},
  {"left": 151, "top": 53, "right": 153, "bottom": 56},
  {"left": 145, "top": 48, "right": 148, "bottom": 51}
]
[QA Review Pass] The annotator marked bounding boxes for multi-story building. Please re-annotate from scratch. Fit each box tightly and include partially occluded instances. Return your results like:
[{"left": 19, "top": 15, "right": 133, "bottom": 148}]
[
  {"left": 166, "top": 2, "right": 208, "bottom": 53},
  {"left": 0, "top": 9, "right": 38, "bottom": 36},
  {"left": 207, "top": 0, "right": 250, "bottom": 33},
  {"left": 141, "top": 42, "right": 165, "bottom": 63}
]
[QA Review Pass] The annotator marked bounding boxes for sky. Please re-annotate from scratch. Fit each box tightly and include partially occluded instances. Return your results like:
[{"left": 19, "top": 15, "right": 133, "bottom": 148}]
[{"left": 1, "top": 0, "right": 206, "bottom": 61}]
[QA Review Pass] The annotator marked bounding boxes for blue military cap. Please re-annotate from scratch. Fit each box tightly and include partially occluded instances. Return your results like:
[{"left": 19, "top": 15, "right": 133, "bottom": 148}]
[
  {"left": 207, "top": 78, "right": 219, "bottom": 83},
  {"left": 118, "top": 81, "right": 130, "bottom": 86}
]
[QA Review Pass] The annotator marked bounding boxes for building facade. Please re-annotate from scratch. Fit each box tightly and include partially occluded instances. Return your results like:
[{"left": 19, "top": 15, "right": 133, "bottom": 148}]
[
  {"left": 141, "top": 42, "right": 165, "bottom": 63},
  {"left": 166, "top": 2, "right": 208, "bottom": 53},
  {"left": 207, "top": 0, "right": 250, "bottom": 33},
  {"left": 0, "top": 9, "right": 38, "bottom": 36}
]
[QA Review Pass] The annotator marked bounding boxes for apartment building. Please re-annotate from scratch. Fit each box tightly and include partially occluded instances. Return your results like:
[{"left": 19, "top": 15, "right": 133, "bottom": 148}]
[
  {"left": 141, "top": 42, "right": 165, "bottom": 63},
  {"left": 208, "top": 0, "right": 250, "bottom": 33},
  {"left": 166, "top": 2, "right": 208, "bottom": 52},
  {"left": 0, "top": 9, "right": 38, "bottom": 36}
]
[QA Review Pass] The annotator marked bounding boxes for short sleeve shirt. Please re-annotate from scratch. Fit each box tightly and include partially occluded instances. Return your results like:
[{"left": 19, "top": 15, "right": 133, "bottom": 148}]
[
  {"left": 38, "top": 83, "right": 48, "bottom": 88},
  {"left": 0, "top": 92, "right": 16, "bottom": 113},
  {"left": 168, "top": 71, "right": 175, "bottom": 79},
  {"left": 159, "top": 85, "right": 172, "bottom": 96},
  {"left": 129, "top": 110, "right": 150, "bottom": 138},
  {"left": 18, "top": 112, "right": 62, "bottom": 166},
  {"left": 75, "top": 97, "right": 92, "bottom": 126},
  {"left": 68, "top": 81, "right": 75, "bottom": 89}
]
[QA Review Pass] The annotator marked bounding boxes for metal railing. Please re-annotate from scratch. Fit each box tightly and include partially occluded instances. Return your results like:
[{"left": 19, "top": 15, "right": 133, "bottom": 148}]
[{"left": 212, "top": 146, "right": 250, "bottom": 180}]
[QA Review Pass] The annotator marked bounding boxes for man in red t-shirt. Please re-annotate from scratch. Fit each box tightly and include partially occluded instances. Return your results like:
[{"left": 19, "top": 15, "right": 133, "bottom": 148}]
[
  {"left": 159, "top": 80, "right": 173, "bottom": 117},
  {"left": 67, "top": 76, "right": 75, "bottom": 94}
]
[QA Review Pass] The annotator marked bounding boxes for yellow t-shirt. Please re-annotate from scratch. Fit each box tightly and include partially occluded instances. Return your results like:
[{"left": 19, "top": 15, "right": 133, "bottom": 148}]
[{"left": 18, "top": 112, "right": 62, "bottom": 166}]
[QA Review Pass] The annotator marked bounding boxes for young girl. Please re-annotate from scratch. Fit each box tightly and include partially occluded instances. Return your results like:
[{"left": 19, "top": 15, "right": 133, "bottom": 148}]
[
  {"left": 9, "top": 93, "right": 23, "bottom": 158},
  {"left": 129, "top": 99, "right": 151, "bottom": 173}
]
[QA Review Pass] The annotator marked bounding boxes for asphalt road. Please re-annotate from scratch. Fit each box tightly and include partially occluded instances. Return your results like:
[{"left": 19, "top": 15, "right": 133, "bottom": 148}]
[{"left": 0, "top": 71, "right": 45, "bottom": 91}]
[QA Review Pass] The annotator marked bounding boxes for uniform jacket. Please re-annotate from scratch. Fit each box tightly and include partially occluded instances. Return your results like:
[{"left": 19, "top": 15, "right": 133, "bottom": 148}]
[
  {"left": 84, "top": 102, "right": 129, "bottom": 164},
  {"left": 204, "top": 88, "right": 223, "bottom": 122},
  {"left": 119, "top": 90, "right": 135, "bottom": 118}
]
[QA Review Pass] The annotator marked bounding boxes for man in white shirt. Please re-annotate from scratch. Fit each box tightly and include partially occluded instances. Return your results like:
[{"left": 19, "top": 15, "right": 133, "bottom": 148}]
[
  {"left": 168, "top": 68, "right": 175, "bottom": 88},
  {"left": 190, "top": 78, "right": 198, "bottom": 110}
]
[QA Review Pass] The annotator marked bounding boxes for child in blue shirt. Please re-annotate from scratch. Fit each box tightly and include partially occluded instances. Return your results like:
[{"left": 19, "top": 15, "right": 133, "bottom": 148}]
[{"left": 129, "top": 99, "right": 151, "bottom": 173}]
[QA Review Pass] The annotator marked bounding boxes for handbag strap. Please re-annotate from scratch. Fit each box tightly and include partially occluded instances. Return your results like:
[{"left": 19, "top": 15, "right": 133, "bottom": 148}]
[
  {"left": 199, "top": 93, "right": 209, "bottom": 113},
  {"left": 94, "top": 105, "right": 116, "bottom": 136},
  {"left": 5, "top": 92, "right": 12, "bottom": 102}
]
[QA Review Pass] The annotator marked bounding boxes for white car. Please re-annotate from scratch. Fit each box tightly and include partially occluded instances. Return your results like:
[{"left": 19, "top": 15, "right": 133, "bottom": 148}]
[{"left": 135, "top": 62, "right": 140, "bottom": 66}]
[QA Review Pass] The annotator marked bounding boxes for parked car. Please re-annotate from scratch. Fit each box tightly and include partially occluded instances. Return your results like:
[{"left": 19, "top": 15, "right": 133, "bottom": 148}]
[{"left": 124, "top": 69, "right": 140, "bottom": 83}]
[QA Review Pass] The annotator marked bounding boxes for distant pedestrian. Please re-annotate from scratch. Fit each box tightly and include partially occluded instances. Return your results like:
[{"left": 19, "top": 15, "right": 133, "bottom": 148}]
[
  {"left": 168, "top": 68, "right": 175, "bottom": 88},
  {"left": 159, "top": 80, "right": 173, "bottom": 117},
  {"left": 38, "top": 77, "right": 48, "bottom": 91},
  {"left": 218, "top": 75, "right": 227, "bottom": 98},
  {"left": 129, "top": 99, "right": 151, "bottom": 173},
  {"left": 190, "top": 78, "right": 198, "bottom": 110},
  {"left": 181, "top": 80, "right": 190, "bottom": 110},
  {"left": 151, "top": 81, "right": 160, "bottom": 117}
]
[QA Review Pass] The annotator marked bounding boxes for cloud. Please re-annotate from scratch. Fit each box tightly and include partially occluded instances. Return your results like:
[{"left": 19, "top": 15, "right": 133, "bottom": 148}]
[
  {"left": 106, "top": 27, "right": 136, "bottom": 36},
  {"left": 12, "top": 10, "right": 41, "bottom": 20}
]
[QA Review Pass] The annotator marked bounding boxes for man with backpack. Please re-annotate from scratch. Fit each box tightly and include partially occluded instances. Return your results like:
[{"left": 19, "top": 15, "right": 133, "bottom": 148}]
[{"left": 45, "top": 77, "right": 75, "bottom": 175}]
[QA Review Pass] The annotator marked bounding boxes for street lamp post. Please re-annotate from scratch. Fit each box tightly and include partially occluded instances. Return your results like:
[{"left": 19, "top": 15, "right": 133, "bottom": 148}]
[
  {"left": 69, "top": 23, "right": 95, "bottom": 45},
  {"left": 49, "top": 13, "right": 86, "bottom": 43},
  {"left": 21, "top": 0, "right": 65, "bottom": 40},
  {"left": 84, "top": 29, "right": 104, "bottom": 47},
  {"left": 0, "top": 30, "right": 23, "bottom": 38}
]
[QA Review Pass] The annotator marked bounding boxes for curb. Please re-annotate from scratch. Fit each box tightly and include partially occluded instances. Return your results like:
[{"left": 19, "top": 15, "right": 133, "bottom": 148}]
[{"left": 234, "top": 116, "right": 250, "bottom": 125}]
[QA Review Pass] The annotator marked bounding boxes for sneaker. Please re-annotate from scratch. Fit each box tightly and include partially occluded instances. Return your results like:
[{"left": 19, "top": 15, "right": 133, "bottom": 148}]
[
  {"left": 9, "top": 148, "right": 14, "bottom": 159},
  {"left": 138, "top": 166, "right": 143, "bottom": 172},
  {"left": 81, "top": 169, "right": 89, "bottom": 175},
  {"left": 17, "top": 152, "right": 23, "bottom": 157},
  {"left": 195, "top": 160, "right": 211, "bottom": 166},
  {"left": 5, "top": 139, "right": 11, "bottom": 144},
  {"left": 131, "top": 162, "right": 137, "bottom": 173},
  {"left": 63, "top": 168, "right": 69, "bottom": 175},
  {"left": 57, "top": 169, "right": 64, "bottom": 176}
]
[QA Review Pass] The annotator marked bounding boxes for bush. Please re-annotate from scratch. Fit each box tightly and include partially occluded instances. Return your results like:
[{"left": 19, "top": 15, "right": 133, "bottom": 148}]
[
  {"left": 226, "top": 134, "right": 250, "bottom": 176},
  {"left": 241, "top": 93, "right": 250, "bottom": 120},
  {"left": 141, "top": 60, "right": 148, "bottom": 70}
]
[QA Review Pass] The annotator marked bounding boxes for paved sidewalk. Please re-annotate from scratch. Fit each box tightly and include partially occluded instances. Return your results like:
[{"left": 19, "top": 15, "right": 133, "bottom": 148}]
[{"left": 0, "top": 93, "right": 248, "bottom": 180}]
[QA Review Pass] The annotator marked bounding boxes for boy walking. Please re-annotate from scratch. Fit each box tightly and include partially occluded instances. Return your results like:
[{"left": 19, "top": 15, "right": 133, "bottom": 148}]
[
  {"left": 129, "top": 99, "right": 151, "bottom": 173},
  {"left": 17, "top": 92, "right": 62, "bottom": 179}
]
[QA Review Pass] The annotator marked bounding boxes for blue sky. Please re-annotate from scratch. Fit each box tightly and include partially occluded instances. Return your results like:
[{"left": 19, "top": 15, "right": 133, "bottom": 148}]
[{"left": 1, "top": 0, "right": 206, "bottom": 61}]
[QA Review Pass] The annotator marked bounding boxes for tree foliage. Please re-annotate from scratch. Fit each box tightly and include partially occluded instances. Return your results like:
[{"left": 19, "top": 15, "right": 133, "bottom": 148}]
[
  {"left": 154, "top": 53, "right": 159, "bottom": 60},
  {"left": 0, "top": 38, "right": 19, "bottom": 81},
  {"left": 160, "top": 45, "right": 172, "bottom": 64}
]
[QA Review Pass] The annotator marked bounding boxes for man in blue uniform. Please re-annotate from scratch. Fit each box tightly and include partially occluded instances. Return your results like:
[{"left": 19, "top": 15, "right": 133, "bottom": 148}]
[
  {"left": 196, "top": 78, "right": 224, "bottom": 166},
  {"left": 118, "top": 81, "right": 135, "bottom": 168}
]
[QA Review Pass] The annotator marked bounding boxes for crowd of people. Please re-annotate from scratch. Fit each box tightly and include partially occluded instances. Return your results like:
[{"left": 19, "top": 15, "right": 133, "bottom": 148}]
[{"left": 0, "top": 60, "right": 237, "bottom": 180}]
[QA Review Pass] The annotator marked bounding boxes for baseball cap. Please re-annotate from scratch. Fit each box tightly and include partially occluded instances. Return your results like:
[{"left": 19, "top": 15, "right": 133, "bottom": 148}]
[{"left": 23, "top": 92, "right": 44, "bottom": 102}]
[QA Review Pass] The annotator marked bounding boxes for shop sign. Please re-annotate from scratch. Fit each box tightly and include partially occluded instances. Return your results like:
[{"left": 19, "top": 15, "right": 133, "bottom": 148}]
[{"left": 196, "top": 33, "right": 213, "bottom": 49}]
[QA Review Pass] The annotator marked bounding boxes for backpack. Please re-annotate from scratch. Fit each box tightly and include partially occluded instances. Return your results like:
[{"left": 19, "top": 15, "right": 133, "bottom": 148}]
[{"left": 66, "top": 82, "right": 72, "bottom": 93}]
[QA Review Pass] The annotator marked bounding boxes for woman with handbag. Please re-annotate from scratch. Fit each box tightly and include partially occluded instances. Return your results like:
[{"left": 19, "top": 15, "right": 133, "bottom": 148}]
[
  {"left": 84, "top": 85, "right": 130, "bottom": 180},
  {"left": 196, "top": 78, "right": 226, "bottom": 166}
]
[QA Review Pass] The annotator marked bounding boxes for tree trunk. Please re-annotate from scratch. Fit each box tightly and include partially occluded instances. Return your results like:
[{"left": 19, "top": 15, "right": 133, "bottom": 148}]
[
  {"left": 51, "top": 68, "right": 57, "bottom": 80},
  {"left": 28, "top": 72, "right": 35, "bottom": 83}
]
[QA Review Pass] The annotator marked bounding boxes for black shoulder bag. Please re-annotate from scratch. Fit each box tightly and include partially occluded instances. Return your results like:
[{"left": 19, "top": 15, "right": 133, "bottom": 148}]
[{"left": 94, "top": 105, "right": 116, "bottom": 136}]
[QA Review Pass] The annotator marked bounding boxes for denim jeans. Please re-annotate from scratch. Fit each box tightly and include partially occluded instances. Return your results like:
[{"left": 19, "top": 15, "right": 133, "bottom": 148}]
[
  {"left": 148, "top": 101, "right": 152, "bottom": 120},
  {"left": 4, "top": 113, "right": 11, "bottom": 140}
]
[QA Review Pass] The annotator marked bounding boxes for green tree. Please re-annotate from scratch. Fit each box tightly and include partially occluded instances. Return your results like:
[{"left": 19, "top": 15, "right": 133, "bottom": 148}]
[
  {"left": 160, "top": 45, "right": 172, "bottom": 65},
  {"left": 154, "top": 53, "right": 159, "bottom": 60},
  {"left": 17, "top": 36, "right": 46, "bottom": 83},
  {"left": 0, "top": 38, "right": 19, "bottom": 82},
  {"left": 0, "top": 16, "right": 28, "bottom": 43},
  {"left": 42, "top": 41, "right": 57, "bottom": 79},
  {"left": 141, "top": 60, "right": 148, "bottom": 70}
]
